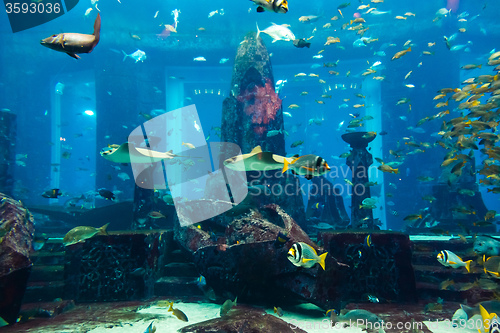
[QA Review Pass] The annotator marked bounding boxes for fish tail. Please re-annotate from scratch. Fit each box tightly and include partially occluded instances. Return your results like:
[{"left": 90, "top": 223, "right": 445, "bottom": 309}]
[
  {"left": 167, "top": 301, "right": 174, "bottom": 312},
  {"left": 318, "top": 252, "right": 328, "bottom": 270},
  {"left": 282, "top": 158, "right": 289, "bottom": 173},
  {"left": 256, "top": 22, "right": 261, "bottom": 40},
  {"left": 465, "top": 260, "right": 472, "bottom": 273},
  {"left": 93, "top": 13, "right": 101, "bottom": 44},
  {"left": 122, "top": 50, "right": 128, "bottom": 61},
  {"left": 327, "top": 309, "right": 339, "bottom": 325},
  {"left": 393, "top": 168, "right": 399, "bottom": 174},
  {"left": 233, "top": 297, "right": 237, "bottom": 306},
  {"left": 99, "top": 223, "right": 109, "bottom": 235}
]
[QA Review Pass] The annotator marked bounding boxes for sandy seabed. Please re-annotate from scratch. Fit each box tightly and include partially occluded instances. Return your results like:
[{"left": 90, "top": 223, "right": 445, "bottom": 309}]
[{"left": 85, "top": 301, "right": 484, "bottom": 333}]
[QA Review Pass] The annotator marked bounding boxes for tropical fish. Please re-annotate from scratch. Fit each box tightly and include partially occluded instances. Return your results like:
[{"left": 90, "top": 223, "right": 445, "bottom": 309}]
[
  {"left": 40, "top": 14, "right": 101, "bottom": 59},
  {"left": 168, "top": 301, "right": 188, "bottom": 322},
  {"left": 282, "top": 154, "right": 330, "bottom": 180},
  {"left": 42, "top": 188, "right": 62, "bottom": 198},
  {"left": 256, "top": 23, "right": 295, "bottom": 42},
  {"left": 327, "top": 309, "right": 382, "bottom": 329},
  {"left": 287, "top": 242, "right": 327, "bottom": 270},
  {"left": 143, "top": 321, "right": 156, "bottom": 333},
  {"left": 63, "top": 223, "right": 109, "bottom": 246},
  {"left": 122, "top": 49, "right": 146, "bottom": 62},
  {"left": 274, "top": 306, "right": 283, "bottom": 317},
  {"left": 220, "top": 297, "right": 237, "bottom": 316},
  {"left": 251, "top": 0, "right": 288, "bottom": 13},
  {"left": 223, "top": 146, "right": 291, "bottom": 172},
  {"left": 193, "top": 56, "right": 207, "bottom": 62},
  {"left": 437, "top": 250, "right": 472, "bottom": 272},
  {"left": 391, "top": 46, "right": 411, "bottom": 60},
  {"left": 98, "top": 189, "right": 115, "bottom": 200},
  {"left": 293, "top": 38, "right": 311, "bottom": 48}
]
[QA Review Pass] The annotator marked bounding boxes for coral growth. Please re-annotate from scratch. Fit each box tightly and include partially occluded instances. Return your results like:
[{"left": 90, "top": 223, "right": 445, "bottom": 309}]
[{"left": 237, "top": 79, "right": 282, "bottom": 135}]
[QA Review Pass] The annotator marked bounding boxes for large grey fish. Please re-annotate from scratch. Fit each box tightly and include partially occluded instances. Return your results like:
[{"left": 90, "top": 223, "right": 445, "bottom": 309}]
[{"left": 40, "top": 14, "right": 100, "bottom": 59}]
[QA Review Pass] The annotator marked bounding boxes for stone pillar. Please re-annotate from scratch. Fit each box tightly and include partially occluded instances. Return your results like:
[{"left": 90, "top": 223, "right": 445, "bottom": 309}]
[
  {"left": 342, "top": 132, "right": 376, "bottom": 229},
  {"left": 0, "top": 109, "right": 16, "bottom": 197},
  {"left": 221, "top": 32, "right": 305, "bottom": 222}
]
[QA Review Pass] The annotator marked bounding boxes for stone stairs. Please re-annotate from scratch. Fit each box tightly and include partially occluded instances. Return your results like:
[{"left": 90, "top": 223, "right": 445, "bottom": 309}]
[
  {"left": 24, "top": 237, "right": 66, "bottom": 303},
  {"left": 154, "top": 246, "right": 203, "bottom": 298},
  {"left": 411, "top": 236, "right": 495, "bottom": 303}
]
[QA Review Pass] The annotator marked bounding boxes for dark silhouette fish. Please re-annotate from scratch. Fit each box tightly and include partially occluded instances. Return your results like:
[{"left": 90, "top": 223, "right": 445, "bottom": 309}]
[{"left": 40, "top": 13, "right": 101, "bottom": 59}]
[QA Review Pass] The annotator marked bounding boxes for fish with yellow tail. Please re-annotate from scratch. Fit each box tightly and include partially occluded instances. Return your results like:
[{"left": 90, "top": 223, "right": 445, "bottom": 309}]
[
  {"left": 167, "top": 301, "right": 188, "bottom": 322},
  {"left": 377, "top": 164, "right": 399, "bottom": 174},
  {"left": 287, "top": 242, "right": 327, "bottom": 270},
  {"left": 391, "top": 46, "right": 411, "bottom": 60},
  {"left": 282, "top": 155, "right": 330, "bottom": 180},
  {"left": 437, "top": 250, "right": 472, "bottom": 273},
  {"left": 251, "top": 0, "right": 288, "bottom": 13},
  {"left": 478, "top": 304, "right": 499, "bottom": 333},
  {"left": 41, "top": 14, "right": 101, "bottom": 59}
]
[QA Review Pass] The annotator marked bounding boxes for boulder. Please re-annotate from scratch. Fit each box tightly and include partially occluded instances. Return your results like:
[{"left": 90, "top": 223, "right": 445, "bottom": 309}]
[
  {"left": 178, "top": 305, "right": 306, "bottom": 333},
  {"left": 0, "top": 193, "right": 34, "bottom": 324}
]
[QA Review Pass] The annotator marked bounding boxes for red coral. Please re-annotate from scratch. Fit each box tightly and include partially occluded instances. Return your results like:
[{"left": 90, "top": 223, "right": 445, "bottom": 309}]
[{"left": 237, "top": 79, "right": 282, "bottom": 134}]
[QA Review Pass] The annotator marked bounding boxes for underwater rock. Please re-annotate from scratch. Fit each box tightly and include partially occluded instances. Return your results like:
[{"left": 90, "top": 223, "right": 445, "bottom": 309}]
[
  {"left": 187, "top": 206, "right": 345, "bottom": 309},
  {"left": 178, "top": 305, "right": 307, "bottom": 333},
  {"left": 0, "top": 193, "right": 34, "bottom": 324},
  {"left": 220, "top": 31, "right": 305, "bottom": 224}
]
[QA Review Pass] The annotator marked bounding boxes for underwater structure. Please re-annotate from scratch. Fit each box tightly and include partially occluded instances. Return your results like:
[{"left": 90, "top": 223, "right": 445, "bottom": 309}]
[
  {"left": 220, "top": 31, "right": 305, "bottom": 223},
  {"left": 342, "top": 132, "right": 377, "bottom": 229},
  {"left": 305, "top": 176, "right": 350, "bottom": 229},
  {"left": 0, "top": 109, "right": 15, "bottom": 197}
]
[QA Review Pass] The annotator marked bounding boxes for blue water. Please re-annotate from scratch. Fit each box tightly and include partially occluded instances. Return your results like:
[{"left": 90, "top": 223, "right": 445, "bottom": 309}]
[{"left": 1, "top": 0, "right": 499, "bottom": 230}]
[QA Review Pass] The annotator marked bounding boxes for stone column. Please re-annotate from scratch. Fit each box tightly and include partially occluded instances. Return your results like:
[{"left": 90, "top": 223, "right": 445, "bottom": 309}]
[
  {"left": 342, "top": 132, "right": 376, "bottom": 229},
  {"left": 0, "top": 109, "right": 16, "bottom": 197},
  {"left": 220, "top": 32, "right": 305, "bottom": 223}
]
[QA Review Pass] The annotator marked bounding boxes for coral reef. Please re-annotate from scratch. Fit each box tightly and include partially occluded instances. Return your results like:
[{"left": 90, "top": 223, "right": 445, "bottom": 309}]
[{"left": 237, "top": 79, "right": 282, "bottom": 135}]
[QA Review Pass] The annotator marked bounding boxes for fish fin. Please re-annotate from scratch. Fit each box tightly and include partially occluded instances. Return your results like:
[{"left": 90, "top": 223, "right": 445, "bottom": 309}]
[
  {"left": 282, "top": 158, "right": 290, "bottom": 173},
  {"left": 449, "top": 261, "right": 457, "bottom": 265},
  {"left": 256, "top": 22, "right": 261, "bottom": 39},
  {"left": 167, "top": 301, "right": 174, "bottom": 312},
  {"left": 272, "top": 39, "right": 278, "bottom": 43},
  {"left": 305, "top": 174, "right": 313, "bottom": 180},
  {"left": 393, "top": 168, "right": 399, "bottom": 174},
  {"left": 250, "top": 146, "right": 263, "bottom": 154},
  {"left": 67, "top": 52, "right": 80, "bottom": 59},
  {"left": 318, "top": 252, "right": 328, "bottom": 270},
  {"left": 465, "top": 260, "right": 472, "bottom": 273},
  {"left": 122, "top": 50, "right": 128, "bottom": 61},
  {"left": 257, "top": 6, "right": 265, "bottom": 12},
  {"left": 301, "top": 166, "right": 315, "bottom": 172},
  {"left": 233, "top": 297, "right": 237, "bottom": 306},
  {"left": 99, "top": 223, "right": 109, "bottom": 235},
  {"left": 302, "top": 258, "right": 314, "bottom": 263}
]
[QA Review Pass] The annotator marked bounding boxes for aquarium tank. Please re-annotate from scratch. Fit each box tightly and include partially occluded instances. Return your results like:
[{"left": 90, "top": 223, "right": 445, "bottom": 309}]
[{"left": 1, "top": 0, "right": 500, "bottom": 332}]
